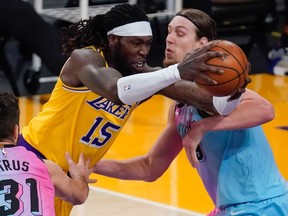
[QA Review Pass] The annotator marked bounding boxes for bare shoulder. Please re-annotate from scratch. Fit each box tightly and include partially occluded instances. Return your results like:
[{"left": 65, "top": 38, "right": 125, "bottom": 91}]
[
  {"left": 61, "top": 47, "right": 106, "bottom": 86},
  {"left": 70, "top": 48, "right": 106, "bottom": 67}
]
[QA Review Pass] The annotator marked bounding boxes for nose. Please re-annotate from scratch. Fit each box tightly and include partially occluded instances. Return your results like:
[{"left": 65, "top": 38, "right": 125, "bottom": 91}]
[
  {"left": 166, "top": 32, "right": 175, "bottom": 45},
  {"left": 139, "top": 44, "right": 150, "bottom": 56}
]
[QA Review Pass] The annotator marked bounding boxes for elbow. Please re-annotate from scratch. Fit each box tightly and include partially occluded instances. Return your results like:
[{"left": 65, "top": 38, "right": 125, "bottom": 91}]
[
  {"left": 105, "top": 86, "right": 123, "bottom": 104},
  {"left": 144, "top": 170, "right": 163, "bottom": 182},
  {"left": 142, "top": 157, "right": 165, "bottom": 182},
  {"left": 261, "top": 100, "right": 275, "bottom": 123},
  {"left": 110, "top": 92, "right": 123, "bottom": 105},
  {"left": 69, "top": 182, "right": 89, "bottom": 205},
  {"left": 144, "top": 172, "right": 163, "bottom": 182},
  {"left": 70, "top": 185, "right": 89, "bottom": 205},
  {"left": 265, "top": 104, "right": 275, "bottom": 122},
  {"left": 71, "top": 196, "right": 86, "bottom": 205},
  {"left": 110, "top": 81, "right": 124, "bottom": 104}
]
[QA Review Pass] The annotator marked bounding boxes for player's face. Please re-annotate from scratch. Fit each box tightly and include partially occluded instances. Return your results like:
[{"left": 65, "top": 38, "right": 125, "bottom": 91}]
[
  {"left": 164, "top": 16, "right": 203, "bottom": 67},
  {"left": 115, "top": 36, "right": 153, "bottom": 75}
]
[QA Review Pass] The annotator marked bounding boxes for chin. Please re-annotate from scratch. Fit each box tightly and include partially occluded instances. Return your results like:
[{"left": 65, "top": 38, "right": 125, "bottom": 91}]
[
  {"left": 130, "top": 65, "right": 144, "bottom": 74},
  {"left": 163, "top": 58, "right": 177, "bottom": 67}
]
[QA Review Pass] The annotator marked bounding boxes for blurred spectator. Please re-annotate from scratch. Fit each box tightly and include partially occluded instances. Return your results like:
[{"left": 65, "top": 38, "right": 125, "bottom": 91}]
[
  {"left": 268, "top": 0, "right": 288, "bottom": 75},
  {"left": 183, "top": 0, "right": 211, "bottom": 14},
  {"left": 0, "top": 0, "right": 67, "bottom": 76},
  {"left": 281, "top": 0, "right": 288, "bottom": 47}
]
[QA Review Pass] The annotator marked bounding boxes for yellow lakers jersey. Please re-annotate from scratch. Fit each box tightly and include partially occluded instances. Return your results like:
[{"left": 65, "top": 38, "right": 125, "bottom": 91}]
[{"left": 22, "top": 47, "right": 137, "bottom": 171}]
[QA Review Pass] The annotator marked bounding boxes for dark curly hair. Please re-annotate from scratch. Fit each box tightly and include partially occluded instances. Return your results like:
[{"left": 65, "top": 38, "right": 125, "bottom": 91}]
[{"left": 62, "top": 4, "right": 149, "bottom": 56}]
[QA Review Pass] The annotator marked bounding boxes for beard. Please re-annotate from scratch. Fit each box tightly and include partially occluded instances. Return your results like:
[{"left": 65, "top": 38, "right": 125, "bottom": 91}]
[
  {"left": 113, "top": 48, "right": 134, "bottom": 77},
  {"left": 163, "top": 57, "right": 178, "bottom": 68}
]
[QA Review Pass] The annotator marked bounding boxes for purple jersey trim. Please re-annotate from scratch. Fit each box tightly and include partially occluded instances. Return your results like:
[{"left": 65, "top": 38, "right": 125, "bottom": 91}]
[{"left": 18, "top": 135, "right": 46, "bottom": 159}]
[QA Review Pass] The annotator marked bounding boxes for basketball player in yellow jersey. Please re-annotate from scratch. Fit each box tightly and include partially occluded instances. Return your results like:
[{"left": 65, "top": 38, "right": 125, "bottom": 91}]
[
  {"left": 18, "top": 4, "right": 227, "bottom": 216},
  {"left": 22, "top": 47, "right": 138, "bottom": 171}
]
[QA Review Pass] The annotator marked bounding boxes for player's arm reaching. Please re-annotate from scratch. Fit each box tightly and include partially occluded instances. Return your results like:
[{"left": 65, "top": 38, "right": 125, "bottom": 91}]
[
  {"left": 93, "top": 104, "right": 183, "bottom": 181},
  {"left": 93, "top": 89, "right": 274, "bottom": 181},
  {"left": 44, "top": 152, "right": 96, "bottom": 205},
  {"left": 182, "top": 89, "right": 275, "bottom": 167},
  {"left": 62, "top": 42, "right": 223, "bottom": 105},
  {"left": 158, "top": 62, "right": 252, "bottom": 115}
]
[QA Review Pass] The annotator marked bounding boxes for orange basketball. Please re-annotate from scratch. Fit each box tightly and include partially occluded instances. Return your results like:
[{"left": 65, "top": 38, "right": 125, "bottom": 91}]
[{"left": 195, "top": 40, "right": 249, "bottom": 96}]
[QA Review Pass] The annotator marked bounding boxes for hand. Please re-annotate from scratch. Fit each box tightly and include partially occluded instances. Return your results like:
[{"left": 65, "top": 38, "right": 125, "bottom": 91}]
[
  {"left": 228, "top": 63, "right": 252, "bottom": 101},
  {"left": 228, "top": 77, "right": 250, "bottom": 101},
  {"left": 182, "top": 124, "right": 205, "bottom": 168},
  {"left": 66, "top": 152, "right": 97, "bottom": 184},
  {"left": 177, "top": 41, "right": 224, "bottom": 84},
  {"left": 228, "top": 77, "right": 251, "bottom": 101}
]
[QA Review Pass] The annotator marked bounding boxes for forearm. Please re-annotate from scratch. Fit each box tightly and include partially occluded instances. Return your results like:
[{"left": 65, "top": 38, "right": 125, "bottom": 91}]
[
  {"left": 117, "top": 64, "right": 181, "bottom": 104},
  {"left": 54, "top": 180, "right": 88, "bottom": 205},
  {"left": 159, "top": 80, "right": 216, "bottom": 114},
  {"left": 195, "top": 90, "right": 274, "bottom": 132},
  {"left": 93, "top": 156, "right": 158, "bottom": 182}
]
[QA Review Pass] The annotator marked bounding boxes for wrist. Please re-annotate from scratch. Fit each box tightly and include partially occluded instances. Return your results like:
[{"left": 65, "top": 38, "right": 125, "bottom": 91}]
[
  {"left": 72, "top": 174, "right": 88, "bottom": 183},
  {"left": 213, "top": 94, "right": 243, "bottom": 115},
  {"left": 192, "top": 120, "right": 207, "bottom": 136},
  {"left": 166, "top": 64, "right": 180, "bottom": 80}
]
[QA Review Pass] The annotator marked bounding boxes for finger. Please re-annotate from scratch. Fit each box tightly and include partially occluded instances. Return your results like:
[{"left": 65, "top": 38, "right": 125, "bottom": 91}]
[
  {"left": 239, "top": 88, "right": 246, "bottom": 94},
  {"left": 228, "top": 91, "right": 242, "bottom": 101},
  {"left": 246, "top": 77, "right": 252, "bottom": 84},
  {"left": 78, "top": 152, "right": 85, "bottom": 164},
  {"left": 65, "top": 152, "right": 73, "bottom": 164},
  {"left": 87, "top": 169, "right": 97, "bottom": 183},
  {"left": 202, "top": 64, "right": 224, "bottom": 75},
  {"left": 191, "top": 150, "right": 199, "bottom": 168},
  {"left": 88, "top": 178, "right": 97, "bottom": 184},
  {"left": 193, "top": 41, "right": 218, "bottom": 54},
  {"left": 240, "top": 77, "right": 251, "bottom": 89},
  {"left": 195, "top": 69, "right": 222, "bottom": 85},
  {"left": 183, "top": 144, "right": 194, "bottom": 167},
  {"left": 202, "top": 50, "right": 225, "bottom": 61},
  {"left": 189, "top": 41, "right": 222, "bottom": 58},
  {"left": 247, "top": 62, "right": 251, "bottom": 73},
  {"left": 203, "top": 40, "right": 219, "bottom": 51},
  {"left": 85, "top": 157, "right": 91, "bottom": 168}
]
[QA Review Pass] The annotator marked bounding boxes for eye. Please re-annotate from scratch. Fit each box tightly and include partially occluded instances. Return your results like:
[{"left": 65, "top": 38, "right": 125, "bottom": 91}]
[
  {"left": 131, "top": 41, "right": 141, "bottom": 46},
  {"left": 175, "top": 30, "right": 185, "bottom": 37},
  {"left": 146, "top": 41, "right": 152, "bottom": 46}
]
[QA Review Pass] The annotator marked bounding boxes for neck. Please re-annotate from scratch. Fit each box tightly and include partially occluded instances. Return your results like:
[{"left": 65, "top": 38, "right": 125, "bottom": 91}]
[
  {"left": 0, "top": 140, "right": 15, "bottom": 147},
  {"left": 0, "top": 144, "right": 15, "bottom": 150}
]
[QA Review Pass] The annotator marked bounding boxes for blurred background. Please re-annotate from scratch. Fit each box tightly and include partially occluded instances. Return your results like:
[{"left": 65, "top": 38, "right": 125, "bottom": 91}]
[
  {"left": 1, "top": 1, "right": 287, "bottom": 215},
  {"left": 0, "top": 0, "right": 287, "bottom": 96}
]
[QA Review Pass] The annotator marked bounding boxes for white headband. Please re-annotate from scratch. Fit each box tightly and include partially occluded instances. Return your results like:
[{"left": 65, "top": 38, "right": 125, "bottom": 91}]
[{"left": 107, "top": 21, "right": 152, "bottom": 36}]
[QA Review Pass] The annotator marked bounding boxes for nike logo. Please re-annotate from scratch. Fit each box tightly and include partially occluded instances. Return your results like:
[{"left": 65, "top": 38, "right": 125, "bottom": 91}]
[{"left": 230, "top": 210, "right": 245, "bottom": 215}]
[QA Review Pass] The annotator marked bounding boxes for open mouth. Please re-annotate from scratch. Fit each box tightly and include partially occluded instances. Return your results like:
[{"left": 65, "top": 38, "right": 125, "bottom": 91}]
[
  {"left": 129, "top": 61, "right": 145, "bottom": 74},
  {"left": 135, "top": 61, "right": 144, "bottom": 67},
  {"left": 165, "top": 47, "right": 173, "bottom": 53}
]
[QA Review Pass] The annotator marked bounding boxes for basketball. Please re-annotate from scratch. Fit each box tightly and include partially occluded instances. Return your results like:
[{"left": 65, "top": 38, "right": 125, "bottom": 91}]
[{"left": 195, "top": 40, "right": 249, "bottom": 96}]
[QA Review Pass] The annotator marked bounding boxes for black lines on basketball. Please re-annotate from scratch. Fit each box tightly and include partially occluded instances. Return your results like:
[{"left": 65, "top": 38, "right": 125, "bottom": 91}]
[{"left": 195, "top": 40, "right": 249, "bottom": 96}]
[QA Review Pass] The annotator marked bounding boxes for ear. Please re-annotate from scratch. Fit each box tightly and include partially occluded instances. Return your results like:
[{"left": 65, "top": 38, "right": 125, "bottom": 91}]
[
  {"left": 13, "top": 125, "right": 19, "bottom": 143},
  {"left": 199, "top": 37, "right": 209, "bottom": 46},
  {"left": 108, "top": 35, "right": 119, "bottom": 47}
]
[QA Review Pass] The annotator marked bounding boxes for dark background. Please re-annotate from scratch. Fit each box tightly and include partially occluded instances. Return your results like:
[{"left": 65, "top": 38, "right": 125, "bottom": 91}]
[{"left": 0, "top": 0, "right": 286, "bottom": 96}]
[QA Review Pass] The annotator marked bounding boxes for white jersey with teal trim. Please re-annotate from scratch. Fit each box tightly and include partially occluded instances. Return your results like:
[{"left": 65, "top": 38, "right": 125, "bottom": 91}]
[{"left": 175, "top": 103, "right": 288, "bottom": 209}]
